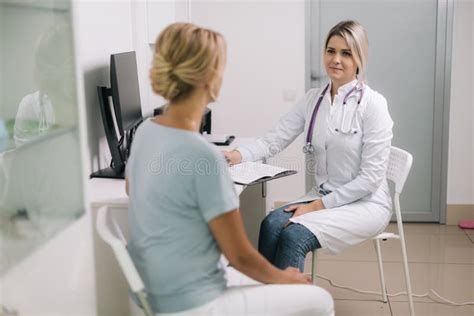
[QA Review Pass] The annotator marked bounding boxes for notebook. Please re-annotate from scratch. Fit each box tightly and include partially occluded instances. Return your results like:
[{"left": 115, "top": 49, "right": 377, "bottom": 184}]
[{"left": 229, "top": 162, "right": 297, "bottom": 185}]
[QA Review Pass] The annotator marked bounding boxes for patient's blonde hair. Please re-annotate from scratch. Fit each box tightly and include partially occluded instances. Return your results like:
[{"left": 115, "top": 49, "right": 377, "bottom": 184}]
[
  {"left": 324, "top": 21, "right": 369, "bottom": 82},
  {"left": 150, "top": 22, "right": 226, "bottom": 102}
]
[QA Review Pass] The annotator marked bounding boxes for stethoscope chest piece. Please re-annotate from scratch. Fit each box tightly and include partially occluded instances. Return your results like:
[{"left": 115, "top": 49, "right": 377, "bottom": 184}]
[{"left": 302, "top": 142, "right": 314, "bottom": 154}]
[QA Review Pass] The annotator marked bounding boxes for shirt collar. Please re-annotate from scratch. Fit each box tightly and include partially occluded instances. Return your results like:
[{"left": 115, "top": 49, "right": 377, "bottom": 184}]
[{"left": 329, "top": 79, "right": 359, "bottom": 96}]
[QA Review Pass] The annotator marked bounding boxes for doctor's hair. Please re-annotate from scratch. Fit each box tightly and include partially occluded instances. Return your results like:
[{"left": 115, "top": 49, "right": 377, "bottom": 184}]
[
  {"left": 324, "top": 20, "right": 369, "bottom": 82},
  {"left": 150, "top": 22, "right": 226, "bottom": 102}
]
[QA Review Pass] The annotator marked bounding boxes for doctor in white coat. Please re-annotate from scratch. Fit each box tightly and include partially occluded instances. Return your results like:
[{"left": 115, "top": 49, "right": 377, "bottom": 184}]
[{"left": 225, "top": 20, "right": 394, "bottom": 272}]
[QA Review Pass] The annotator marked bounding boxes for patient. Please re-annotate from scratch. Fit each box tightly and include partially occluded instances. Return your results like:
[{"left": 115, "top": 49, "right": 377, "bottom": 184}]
[{"left": 126, "top": 23, "right": 334, "bottom": 315}]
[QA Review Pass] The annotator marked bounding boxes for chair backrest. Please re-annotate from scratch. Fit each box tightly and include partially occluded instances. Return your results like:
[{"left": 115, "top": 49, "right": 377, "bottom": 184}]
[
  {"left": 96, "top": 206, "right": 154, "bottom": 316},
  {"left": 96, "top": 206, "right": 145, "bottom": 293},
  {"left": 386, "top": 146, "right": 413, "bottom": 194}
]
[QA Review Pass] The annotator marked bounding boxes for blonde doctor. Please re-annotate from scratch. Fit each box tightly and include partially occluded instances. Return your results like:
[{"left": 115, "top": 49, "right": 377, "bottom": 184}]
[{"left": 225, "top": 20, "right": 394, "bottom": 271}]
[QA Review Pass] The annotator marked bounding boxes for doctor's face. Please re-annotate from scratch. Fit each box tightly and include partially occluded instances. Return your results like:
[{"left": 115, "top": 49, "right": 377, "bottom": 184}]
[{"left": 324, "top": 35, "right": 358, "bottom": 86}]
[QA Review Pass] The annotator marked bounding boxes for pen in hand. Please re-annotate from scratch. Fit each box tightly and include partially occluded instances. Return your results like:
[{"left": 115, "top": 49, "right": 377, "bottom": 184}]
[
  {"left": 223, "top": 150, "right": 242, "bottom": 166},
  {"left": 223, "top": 150, "right": 235, "bottom": 166}
]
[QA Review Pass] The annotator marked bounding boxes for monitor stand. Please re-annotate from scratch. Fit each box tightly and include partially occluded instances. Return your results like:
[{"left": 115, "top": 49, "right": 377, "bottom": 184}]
[
  {"left": 89, "top": 86, "right": 126, "bottom": 179},
  {"left": 90, "top": 167, "right": 125, "bottom": 179}
]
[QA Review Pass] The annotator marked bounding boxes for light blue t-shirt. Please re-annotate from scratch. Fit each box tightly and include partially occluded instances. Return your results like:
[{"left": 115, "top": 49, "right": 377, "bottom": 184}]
[{"left": 127, "top": 119, "right": 239, "bottom": 313}]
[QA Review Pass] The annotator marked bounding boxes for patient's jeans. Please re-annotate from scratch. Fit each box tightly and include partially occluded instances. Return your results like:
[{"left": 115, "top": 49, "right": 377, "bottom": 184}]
[{"left": 258, "top": 205, "right": 321, "bottom": 272}]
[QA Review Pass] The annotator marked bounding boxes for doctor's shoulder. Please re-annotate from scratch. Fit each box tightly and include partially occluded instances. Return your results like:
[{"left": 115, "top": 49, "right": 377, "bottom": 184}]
[
  {"left": 301, "top": 86, "right": 322, "bottom": 106},
  {"left": 362, "top": 86, "right": 389, "bottom": 113},
  {"left": 361, "top": 86, "right": 393, "bottom": 124},
  {"left": 306, "top": 86, "right": 324, "bottom": 99}
]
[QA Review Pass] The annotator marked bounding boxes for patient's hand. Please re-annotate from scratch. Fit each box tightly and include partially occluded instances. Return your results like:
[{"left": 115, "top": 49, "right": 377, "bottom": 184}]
[
  {"left": 280, "top": 267, "right": 312, "bottom": 284},
  {"left": 223, "top": 150, "right": 242, "bottom": 166}
]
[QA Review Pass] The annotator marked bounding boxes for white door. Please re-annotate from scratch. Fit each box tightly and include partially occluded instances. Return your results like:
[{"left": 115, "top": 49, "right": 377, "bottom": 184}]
[{"left": 307, "top": 0, "right": 453, "bottom": 222}]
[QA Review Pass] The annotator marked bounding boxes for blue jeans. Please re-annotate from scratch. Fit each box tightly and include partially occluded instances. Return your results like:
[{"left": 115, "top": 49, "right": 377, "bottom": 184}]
[{"left": 258, "top": 205, "right": 321, "bottom": 272}]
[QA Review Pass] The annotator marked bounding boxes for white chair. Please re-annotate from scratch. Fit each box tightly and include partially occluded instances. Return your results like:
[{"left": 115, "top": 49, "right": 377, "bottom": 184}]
[
  {"left": 96, "top": 206, "right": 154, "bottom": 316},
  {"left": 311, "top": 146, "right": 415, "bottom": 316}
]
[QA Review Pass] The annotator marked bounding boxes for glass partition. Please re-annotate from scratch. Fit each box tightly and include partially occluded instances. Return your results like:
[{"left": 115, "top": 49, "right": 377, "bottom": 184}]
[{"left": 0, "top": 0, "right": 84, "bottom": 275}]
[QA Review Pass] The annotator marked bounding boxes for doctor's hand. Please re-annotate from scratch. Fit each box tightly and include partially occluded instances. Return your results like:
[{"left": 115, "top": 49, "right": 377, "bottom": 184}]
[
  {"left": 223, "top": 150, "right": 242, "bottom": 166},
  {"left": 284, "top": 199, "right": 326, "bottom": 218}
]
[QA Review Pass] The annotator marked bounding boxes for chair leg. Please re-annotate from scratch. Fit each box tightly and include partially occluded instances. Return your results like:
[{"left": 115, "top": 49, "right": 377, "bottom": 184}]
[
  {"left": 373, "top": 239, "right": 388, "bottom": 303},
  {"left": 394, "top": 195, "right": 415, "bottom": 316},
  {"left": 311, "top": 250, "right": 317, "bottom": 285},
  {"left": 399, "top": 230, "right": 415, "bottom": 316},
  {"left": 137, "top": 291, "right": 154, "bottom": 316}
]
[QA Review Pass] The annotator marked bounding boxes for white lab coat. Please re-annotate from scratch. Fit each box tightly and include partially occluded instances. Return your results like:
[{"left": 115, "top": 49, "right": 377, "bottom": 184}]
[{"left": 237, "top": 80, "right": 393, "bottom": 254}]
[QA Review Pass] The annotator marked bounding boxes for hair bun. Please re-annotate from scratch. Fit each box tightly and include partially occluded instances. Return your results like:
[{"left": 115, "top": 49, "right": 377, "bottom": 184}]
[
  {"left": 150, "top": 22, "right": 225, "bottom": 102},
  {"left": 150, "top": 52, "right": 183, "bottom": 100}
]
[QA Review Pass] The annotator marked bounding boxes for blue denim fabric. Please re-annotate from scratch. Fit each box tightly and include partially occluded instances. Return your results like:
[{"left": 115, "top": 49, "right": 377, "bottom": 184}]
[{"left": 258, "top": 205, "right": 321, "bottom": 272}]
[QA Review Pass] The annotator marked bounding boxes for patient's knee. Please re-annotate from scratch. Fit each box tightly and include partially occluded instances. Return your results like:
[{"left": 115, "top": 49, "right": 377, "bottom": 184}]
[{"left": 260, "top": 209, "right": 288, "bottom": 232}]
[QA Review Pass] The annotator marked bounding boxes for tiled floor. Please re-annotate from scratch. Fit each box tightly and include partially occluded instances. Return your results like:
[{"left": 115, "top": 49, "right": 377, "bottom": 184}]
[{"left": 303, "top": 223, "right": 474, "bottom": 316}]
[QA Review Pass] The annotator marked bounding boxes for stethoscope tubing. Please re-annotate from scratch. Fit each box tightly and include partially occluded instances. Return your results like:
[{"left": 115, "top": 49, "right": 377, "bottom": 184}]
[
  {"left": 306, "top": 83, "right": 330, "bottom": 144},
  {"left": 303, "top": 82, "right": 364, "bottom": 154}
]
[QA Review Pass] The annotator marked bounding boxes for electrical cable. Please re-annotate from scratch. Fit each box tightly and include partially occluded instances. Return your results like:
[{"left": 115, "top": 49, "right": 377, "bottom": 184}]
[
  {"left": 386, "top": 288, "right": 393, "bottom": 316},
  {"left": 313, "top": 273, "right": 474, "bottom": 306}
]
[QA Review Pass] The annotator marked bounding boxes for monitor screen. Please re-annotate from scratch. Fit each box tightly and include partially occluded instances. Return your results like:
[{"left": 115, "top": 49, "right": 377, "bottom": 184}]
[{"left": 110, "top": 51, "right": 142, "bottom": 132}]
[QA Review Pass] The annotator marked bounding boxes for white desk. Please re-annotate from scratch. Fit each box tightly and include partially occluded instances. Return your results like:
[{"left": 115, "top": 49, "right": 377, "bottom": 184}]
[
  {"left": 88, "top": 137, "right": 265, "bottom": 316},
  {"left": 88, "top": 178, "right": 244, "bottom": 209}
]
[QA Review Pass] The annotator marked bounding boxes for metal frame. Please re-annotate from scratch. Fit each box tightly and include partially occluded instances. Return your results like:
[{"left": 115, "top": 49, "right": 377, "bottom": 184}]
[
  {"left": 439, "top": 0, "right": 454, "bottom": 224},
  {"left": 304, "top": 0, "right": 454, "bottom": 223}
]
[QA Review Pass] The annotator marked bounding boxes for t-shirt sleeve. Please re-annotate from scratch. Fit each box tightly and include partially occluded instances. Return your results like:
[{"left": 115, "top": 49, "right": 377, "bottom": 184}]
[{"left": 194, "top": 148, "right": 240, "bottom": 223}]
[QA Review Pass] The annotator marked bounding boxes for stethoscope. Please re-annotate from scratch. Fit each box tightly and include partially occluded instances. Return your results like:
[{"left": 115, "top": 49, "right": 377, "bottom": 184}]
[{"left": 302, "top": 82, "right": 365, "bottom": 154}]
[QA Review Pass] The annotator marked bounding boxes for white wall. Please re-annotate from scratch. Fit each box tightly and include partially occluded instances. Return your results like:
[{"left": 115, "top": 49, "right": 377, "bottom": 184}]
[
  {"left": 75, "top": 0, "right": 174, "bottom": 170},
  {"left": 191, "top": 0, "right": 307, "bottom": 210},
  {"left": 447, "top": 0, "right": 474, "bottom": 205},
  {"left": 130, "top": 0, "right": 171, "bottom": 117},
  {"left": 74, "top": 0, "right": 134, "bottom": 170}
]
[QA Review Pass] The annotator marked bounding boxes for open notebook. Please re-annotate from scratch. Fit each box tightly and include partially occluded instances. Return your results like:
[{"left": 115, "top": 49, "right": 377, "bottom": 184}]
[{"left": 229, "top": 162, "right": 297, "bottom": 185}]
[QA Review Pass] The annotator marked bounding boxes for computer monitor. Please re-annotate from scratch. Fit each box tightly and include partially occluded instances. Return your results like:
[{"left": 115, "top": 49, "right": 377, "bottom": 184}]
[
  {"left": 153, "top": 106, "right": 212, "bottom": 134},
  {"left": 90, "top": 51, "right": 143, "bottom": 179},
  {"left": 111, "top": 52, "right": 142, "bottom": 133}
]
